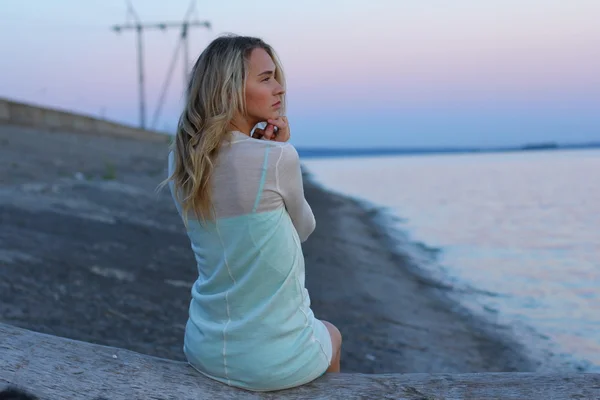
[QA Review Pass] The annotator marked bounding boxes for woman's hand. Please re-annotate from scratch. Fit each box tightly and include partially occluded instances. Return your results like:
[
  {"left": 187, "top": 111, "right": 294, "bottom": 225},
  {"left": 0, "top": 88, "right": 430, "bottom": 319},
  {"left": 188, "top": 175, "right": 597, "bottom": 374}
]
[{"left": 252, "top": 117, "right": 290, "bottom": 142}]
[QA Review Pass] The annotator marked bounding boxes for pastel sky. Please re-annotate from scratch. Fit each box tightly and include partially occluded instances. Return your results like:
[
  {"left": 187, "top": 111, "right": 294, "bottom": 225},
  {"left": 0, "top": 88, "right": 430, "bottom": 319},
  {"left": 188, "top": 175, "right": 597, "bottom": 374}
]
[{"left": 2, "top": 0, "right": 599, "bottom": 148}]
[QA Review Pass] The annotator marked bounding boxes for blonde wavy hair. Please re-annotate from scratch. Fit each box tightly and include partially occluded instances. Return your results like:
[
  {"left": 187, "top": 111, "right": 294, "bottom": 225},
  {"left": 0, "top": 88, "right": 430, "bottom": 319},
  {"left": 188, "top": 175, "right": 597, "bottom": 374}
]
[{"left": 160, "top": 34, "right": 286, "bottom": 225}]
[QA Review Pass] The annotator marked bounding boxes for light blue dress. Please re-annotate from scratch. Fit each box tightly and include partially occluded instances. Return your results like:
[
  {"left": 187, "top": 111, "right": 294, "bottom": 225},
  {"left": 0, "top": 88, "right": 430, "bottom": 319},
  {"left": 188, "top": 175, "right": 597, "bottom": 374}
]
[{"left": 167, "top": 131, "right": 332, "bottom": 392}]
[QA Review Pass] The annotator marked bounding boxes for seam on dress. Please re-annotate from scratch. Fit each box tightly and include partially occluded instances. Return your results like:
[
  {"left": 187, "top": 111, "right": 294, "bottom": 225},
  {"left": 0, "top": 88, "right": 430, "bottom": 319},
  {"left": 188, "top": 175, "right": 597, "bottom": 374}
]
[
  {"left": 312, "top": 322, "right": 332, "bottom": 365},
  {"left": 253, "top": 147, "right": 271, "bottom": 213},
  {"left": 295, "top": 275, "right": 310, "bottom": 329},
  {"left": 215, "top": 221, "right": 235, "bottom": 385},
  {"left": 296, "top": 275, "right": 330, "bottom": 363},
  {"left": 275, "top": 145, "right": 285, "bottom": 195}
]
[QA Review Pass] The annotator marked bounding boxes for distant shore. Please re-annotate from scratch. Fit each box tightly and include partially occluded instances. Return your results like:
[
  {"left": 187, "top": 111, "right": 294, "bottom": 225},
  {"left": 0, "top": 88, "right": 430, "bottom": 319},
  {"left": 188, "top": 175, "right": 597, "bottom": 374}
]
[
  {"left": 0, "top": 123, "right": 549, "bottom": 373},
  {"left": 297, "top": 141, "right": 600, "bottom": 159}
]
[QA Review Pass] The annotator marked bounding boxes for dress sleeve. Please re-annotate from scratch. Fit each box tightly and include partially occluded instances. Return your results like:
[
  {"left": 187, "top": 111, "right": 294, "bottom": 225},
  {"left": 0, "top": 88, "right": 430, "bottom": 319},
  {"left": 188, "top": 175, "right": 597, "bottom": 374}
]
[{"left": 275, "top": 144, "right": 316, "bottom": 242}]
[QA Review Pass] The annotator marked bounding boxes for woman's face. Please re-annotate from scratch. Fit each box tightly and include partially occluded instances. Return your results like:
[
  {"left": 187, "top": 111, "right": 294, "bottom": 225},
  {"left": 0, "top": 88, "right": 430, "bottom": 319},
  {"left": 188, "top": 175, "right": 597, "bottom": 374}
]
[{"left": 244, "top": 48, "right": 285, "bottom": 127}]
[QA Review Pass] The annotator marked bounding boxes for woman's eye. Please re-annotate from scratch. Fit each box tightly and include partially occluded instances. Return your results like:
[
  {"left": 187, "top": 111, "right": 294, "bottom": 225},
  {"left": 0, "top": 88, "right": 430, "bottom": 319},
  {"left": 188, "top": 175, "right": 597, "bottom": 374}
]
[{"left": 262, "top": 77, "right": 270, "bottom": 82}]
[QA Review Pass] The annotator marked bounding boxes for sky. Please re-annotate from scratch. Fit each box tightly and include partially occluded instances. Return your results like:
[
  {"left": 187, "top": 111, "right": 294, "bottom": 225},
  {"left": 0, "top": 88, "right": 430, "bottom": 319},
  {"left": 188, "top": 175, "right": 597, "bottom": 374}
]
[{"left": 2, "top": 0, "right": 599, "bottom": 148}]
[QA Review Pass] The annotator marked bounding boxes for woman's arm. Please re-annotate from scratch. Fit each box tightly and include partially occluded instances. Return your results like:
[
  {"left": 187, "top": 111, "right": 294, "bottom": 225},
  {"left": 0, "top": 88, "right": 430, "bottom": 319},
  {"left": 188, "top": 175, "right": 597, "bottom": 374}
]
[{"left": 275, "top": 144, "right": 316, "bottom": 242}]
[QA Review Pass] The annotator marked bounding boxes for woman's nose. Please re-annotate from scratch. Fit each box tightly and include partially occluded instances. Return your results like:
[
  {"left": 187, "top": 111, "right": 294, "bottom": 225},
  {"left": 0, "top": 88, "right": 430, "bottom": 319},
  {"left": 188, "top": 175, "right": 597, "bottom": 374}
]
[{"left": 274, "top": 82, "right": 285, "bottom": 95}]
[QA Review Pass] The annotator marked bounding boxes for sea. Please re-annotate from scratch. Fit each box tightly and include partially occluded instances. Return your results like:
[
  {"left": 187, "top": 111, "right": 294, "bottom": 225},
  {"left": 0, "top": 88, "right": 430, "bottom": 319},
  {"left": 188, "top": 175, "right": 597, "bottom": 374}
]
[{"left": 302, "top": 148, "right": 600, "bottom": 372}]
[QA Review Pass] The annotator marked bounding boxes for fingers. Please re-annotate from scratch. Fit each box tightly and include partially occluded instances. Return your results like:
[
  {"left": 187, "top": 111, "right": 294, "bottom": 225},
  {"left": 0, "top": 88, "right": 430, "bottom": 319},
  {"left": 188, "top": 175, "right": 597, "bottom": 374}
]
[
  {"left": 252, "top": 124, "right": 276, "bottom": 140},
  {"left": 267, "top": 117, "right": 287, "bottom": 130},
  {"left": 263, "top": 124, "right": 275, "bottom": 140},
  {"left": 267, "top": 116, "right": 290, "bottom": 142},
  {"left": 252, "top": 117, "right": 288, "bottom": 141}
]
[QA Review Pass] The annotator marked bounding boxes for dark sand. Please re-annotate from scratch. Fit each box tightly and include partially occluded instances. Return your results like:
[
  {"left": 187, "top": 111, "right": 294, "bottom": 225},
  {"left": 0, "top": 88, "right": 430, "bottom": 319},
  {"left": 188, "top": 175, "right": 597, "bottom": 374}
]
[{"left": 1, "top": 124, "right": 545, "bottom": 373}]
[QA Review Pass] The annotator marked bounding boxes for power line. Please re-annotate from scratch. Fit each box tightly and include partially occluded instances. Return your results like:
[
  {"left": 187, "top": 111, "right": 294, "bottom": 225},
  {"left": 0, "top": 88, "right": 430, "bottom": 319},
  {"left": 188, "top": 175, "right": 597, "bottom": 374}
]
[
  {"left": 111, "top": 1, "right": 211, "bottom": 130},
  {"left": 151, "top": 37, "right": 183, "bottom": 130},
  {"left": 125, "top": 0, "right": 140, "bottom": 25}
]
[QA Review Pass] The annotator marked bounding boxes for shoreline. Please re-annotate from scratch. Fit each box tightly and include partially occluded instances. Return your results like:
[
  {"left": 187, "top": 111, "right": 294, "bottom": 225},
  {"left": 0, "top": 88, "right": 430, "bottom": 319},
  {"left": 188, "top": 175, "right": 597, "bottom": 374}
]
[
  {"left": 301, "top": 171, "right": 545, "bottom": 373},
  {"left": 0, "top": 124, "right": 560, "bottom": 373},
  {"left": 302, "top": 166, "right": 592, "bottom": 374}
]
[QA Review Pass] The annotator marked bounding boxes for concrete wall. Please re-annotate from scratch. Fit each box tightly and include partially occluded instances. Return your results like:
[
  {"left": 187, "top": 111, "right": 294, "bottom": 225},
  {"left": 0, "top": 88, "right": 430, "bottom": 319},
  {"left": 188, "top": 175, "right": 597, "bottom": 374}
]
[
  {"left": 2, "top": 323, "right": 599, "bottom": 400},
  {"left": 0, "top": 97, "right": 170, "bottom": 142}
]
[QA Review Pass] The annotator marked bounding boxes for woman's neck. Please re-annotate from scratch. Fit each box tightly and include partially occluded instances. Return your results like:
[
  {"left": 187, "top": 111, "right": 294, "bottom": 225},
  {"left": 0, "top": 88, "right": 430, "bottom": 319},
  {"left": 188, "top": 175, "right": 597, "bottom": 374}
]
[{"left": 228, "top": 118, "right": 255, "bottom": 136}]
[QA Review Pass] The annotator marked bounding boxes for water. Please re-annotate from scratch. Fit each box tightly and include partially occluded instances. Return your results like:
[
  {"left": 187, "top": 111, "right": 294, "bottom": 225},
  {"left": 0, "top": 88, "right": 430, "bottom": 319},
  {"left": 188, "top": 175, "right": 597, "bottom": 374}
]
[{"left": 303, "top": 149, "right": 600, "bottom": 371}]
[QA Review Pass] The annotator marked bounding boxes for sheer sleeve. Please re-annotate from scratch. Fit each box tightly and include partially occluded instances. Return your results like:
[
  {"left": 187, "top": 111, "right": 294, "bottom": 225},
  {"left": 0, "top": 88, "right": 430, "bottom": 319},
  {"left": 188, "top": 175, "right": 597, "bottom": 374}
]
[{"left": 275, "top": 144, "right": 316, "bottom": 242}]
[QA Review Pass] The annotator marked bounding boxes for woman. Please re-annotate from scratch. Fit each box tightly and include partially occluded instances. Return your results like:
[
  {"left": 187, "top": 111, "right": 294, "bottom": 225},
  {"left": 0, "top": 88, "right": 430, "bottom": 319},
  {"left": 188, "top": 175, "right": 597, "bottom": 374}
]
[{"left": 162, "top": 34, "right": 342, "bottom": 392}]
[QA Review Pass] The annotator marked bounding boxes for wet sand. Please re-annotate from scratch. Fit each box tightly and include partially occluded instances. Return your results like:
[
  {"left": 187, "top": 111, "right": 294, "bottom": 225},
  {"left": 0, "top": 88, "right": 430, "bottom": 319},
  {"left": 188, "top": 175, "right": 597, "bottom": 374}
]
[{"left": 0, "top": 124, "right": 542, "bottom": 373}]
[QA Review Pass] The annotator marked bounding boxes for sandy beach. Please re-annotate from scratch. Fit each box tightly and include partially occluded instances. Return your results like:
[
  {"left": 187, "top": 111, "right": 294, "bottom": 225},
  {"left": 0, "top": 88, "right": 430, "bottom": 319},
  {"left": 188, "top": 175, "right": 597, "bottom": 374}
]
[{"left": 1, "top": 124, "right": 543, "bottom": 374}]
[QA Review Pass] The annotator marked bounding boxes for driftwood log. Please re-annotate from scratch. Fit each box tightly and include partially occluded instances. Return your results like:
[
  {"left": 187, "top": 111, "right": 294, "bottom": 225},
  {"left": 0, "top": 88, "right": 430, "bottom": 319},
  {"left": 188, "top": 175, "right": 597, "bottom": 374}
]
[{"left": 1, "top": 323, "right": 599, "bottom": 400}]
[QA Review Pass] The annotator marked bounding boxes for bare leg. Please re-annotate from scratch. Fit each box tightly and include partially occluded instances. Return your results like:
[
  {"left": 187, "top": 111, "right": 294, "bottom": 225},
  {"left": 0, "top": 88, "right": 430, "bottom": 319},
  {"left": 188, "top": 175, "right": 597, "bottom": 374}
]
[{"left": 321, "top": 320, "right": 342, "bottom": 373}]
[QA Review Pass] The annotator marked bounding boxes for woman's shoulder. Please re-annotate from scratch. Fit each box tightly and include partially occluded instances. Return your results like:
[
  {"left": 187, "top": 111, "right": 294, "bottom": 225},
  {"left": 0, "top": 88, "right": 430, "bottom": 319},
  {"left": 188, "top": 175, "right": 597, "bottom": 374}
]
[
  {"left": 276, "top": 142, "right": 300, "bottom": 162},
  {"left": 229, "top": 133, "right": 299, "bottom": 158}
]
